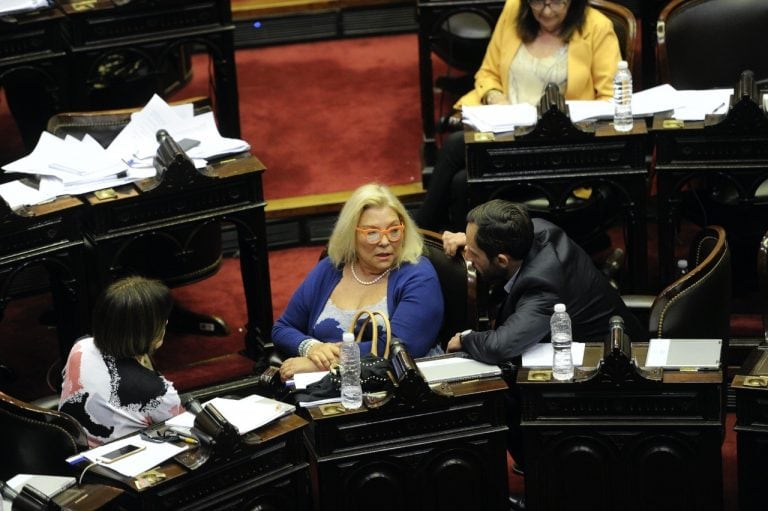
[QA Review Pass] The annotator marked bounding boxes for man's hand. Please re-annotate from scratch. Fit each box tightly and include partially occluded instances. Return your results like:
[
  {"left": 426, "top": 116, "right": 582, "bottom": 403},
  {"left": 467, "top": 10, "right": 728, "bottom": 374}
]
[
  {"left": 279, "top": 357, "right": 324, "bottom": 382},
  {"left": 306, "top": 342, "right": 340, "bottom": 370},
  {"left": 442, "top": 231, "right": 467, "bottom": 257},
  {"left": 446, "top": 332, "right": 463, "bottom": 353}
]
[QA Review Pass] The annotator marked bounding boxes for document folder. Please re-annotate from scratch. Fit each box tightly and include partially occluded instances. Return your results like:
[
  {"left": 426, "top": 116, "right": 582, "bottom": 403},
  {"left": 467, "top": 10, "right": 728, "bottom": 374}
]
[{"left": 644, "top": 338, "right": 722, "bottom": 369}]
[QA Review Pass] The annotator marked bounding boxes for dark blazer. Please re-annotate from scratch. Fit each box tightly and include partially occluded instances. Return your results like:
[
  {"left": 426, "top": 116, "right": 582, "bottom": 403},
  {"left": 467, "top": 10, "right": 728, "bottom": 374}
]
[{"left": 461, "top": 219, "right": 645, "bottom": 364}]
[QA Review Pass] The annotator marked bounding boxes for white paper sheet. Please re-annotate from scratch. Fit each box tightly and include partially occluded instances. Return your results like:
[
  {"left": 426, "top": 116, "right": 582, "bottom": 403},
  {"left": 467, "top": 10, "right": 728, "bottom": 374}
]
[
  {"left": 76, "top": 434, "right": 188, "bottom": 478},
  {"left": 521, "top": 342, "right": 586, "bottom": 367}
]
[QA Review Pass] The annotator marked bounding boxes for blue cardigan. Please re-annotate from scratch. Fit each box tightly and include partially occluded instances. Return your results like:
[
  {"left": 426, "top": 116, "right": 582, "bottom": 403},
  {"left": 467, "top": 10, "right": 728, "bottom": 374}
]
[{"left": 272, "top": 256, "right": 444, "bottom": 357}]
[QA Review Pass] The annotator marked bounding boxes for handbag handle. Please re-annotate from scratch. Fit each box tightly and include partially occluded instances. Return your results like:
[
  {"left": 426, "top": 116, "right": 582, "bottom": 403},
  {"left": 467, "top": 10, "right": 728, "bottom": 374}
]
[{"left": 350, "top": 310, "right": 391, "bottom": 358}]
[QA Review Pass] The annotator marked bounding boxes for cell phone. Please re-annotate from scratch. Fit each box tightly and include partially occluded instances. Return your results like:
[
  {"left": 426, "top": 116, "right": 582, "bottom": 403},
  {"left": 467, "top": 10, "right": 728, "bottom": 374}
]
[{"left": 97, "top": 444, "right": 145, "bottom": 464}]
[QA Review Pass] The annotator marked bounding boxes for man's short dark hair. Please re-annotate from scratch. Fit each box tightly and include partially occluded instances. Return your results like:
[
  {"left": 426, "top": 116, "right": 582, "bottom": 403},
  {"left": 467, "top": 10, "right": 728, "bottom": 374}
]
[
  {"left": 92, "top": 276, "right": 173, "bottom": 359},
  {"left": 467, "top": 200, "right": 534, "bottom": 260}
]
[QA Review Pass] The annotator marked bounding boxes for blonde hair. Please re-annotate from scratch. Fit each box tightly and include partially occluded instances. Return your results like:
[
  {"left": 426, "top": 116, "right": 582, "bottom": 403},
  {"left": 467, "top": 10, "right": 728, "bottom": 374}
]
[{"left": 327, "top": 183, "right": 423, "bottom": 267}]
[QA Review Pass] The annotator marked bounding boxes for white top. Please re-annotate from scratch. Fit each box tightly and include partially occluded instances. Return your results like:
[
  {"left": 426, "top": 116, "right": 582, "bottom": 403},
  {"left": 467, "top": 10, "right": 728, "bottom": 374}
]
[{"left": 508, "top": 44, "right": 568, "bottom": 106}]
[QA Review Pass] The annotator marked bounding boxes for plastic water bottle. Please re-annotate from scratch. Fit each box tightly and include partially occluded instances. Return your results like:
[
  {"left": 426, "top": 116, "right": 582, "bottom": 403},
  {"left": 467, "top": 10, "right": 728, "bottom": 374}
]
[
  {"left": 676, "top": 258, "right": 689, "bottom": 279},
  {"left": 613, "top": 60, "right": 633, "bottom": 132},
  {"left": 340, "top": 332, "right": 362, "bottom": 409},
  {"left": 550, "top": 303, "right": 574, "bottom": 381}
]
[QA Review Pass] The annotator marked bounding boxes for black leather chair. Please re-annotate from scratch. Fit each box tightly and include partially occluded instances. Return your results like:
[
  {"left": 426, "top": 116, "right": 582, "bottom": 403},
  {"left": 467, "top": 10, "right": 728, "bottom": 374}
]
[
  {"left": 0, "top": 390, "right": 88, "bottom": 481},
  {"left": 419, "top": 228, "right": 485, "bottom": 349},
  {"left": 656, "top": 0, "right": 768, "bottom": 89},
  {"left": 623, "top": 225, "right": 731, "bottom": 340}
]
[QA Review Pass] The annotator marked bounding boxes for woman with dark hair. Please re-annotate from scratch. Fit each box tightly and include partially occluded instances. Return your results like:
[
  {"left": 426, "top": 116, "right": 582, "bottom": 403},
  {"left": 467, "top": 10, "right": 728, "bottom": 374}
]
[
  {"left": 59, "top": 276, "right": 184, "bottom": 447},
  {"left": 416, "top": 0, "right": 621, "bottom": 232}
]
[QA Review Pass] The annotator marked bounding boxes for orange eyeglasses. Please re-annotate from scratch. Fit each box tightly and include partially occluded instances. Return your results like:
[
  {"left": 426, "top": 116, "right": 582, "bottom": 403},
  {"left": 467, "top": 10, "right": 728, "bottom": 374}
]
[{"left": 355, "top": 224, "right": 405, "bottom": 244}]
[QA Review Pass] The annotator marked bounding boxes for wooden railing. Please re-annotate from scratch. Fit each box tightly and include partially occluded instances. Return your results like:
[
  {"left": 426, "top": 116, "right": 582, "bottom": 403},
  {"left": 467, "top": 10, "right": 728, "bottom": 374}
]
[{"left": 232, "top": 0, "right": 413, "bottom": 18}]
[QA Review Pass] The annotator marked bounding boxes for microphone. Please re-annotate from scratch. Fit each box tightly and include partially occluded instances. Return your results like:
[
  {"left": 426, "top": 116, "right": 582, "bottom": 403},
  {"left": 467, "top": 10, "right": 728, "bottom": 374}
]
[
  {"left": 609, "top": 315, "right": 624, "bottom": 352},
  {"left": 183, "top": 397, "right": 204, "bottom": 416},
  {"left": 156, "top": 129, "right": 170, "bottom": 143}
]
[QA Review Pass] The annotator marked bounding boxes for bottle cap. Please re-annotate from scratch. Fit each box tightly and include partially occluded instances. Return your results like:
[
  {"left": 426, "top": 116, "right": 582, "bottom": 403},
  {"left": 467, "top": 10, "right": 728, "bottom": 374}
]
[
  {"left": 676, "top": 259, "right": 688, "bottom": 269},
  {"left": 618, "top": 60, "right": 628, "bottom": 69},
  {"left": 554, "top": 303, "right": 566, "bottom": 313},
  {"left": 342, "top": 332, "right": 354, "bottom": 343}
]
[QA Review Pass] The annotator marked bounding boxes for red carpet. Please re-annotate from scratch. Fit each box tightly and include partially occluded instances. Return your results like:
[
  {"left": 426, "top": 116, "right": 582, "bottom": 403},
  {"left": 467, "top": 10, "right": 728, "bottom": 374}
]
[{"left": 171, "top": 34, "right": 423, "bottom": 200}]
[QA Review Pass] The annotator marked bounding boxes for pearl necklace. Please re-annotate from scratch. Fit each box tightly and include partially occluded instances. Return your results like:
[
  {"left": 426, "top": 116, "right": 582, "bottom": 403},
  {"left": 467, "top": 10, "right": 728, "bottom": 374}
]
[{"left": 350, "top": 262, "right": 390, "bottom": 286}]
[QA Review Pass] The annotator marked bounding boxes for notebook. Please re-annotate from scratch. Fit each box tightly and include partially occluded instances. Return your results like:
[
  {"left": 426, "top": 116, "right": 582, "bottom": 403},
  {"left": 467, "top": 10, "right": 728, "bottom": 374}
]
[
  {"left": 644, "top": 338, "right": 722, "bottom": 369},
  {"left": 7, "top": 474, "right": 76, "bottom": 498},
  {"left": 415, "top": 354, "right": 501, "bottom": 384}
]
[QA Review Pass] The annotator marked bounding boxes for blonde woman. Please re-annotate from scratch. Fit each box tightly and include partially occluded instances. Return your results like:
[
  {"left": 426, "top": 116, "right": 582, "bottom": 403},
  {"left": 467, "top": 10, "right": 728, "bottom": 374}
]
[{"left": 274, "top": 183, "right": 444, "bottom": 381}]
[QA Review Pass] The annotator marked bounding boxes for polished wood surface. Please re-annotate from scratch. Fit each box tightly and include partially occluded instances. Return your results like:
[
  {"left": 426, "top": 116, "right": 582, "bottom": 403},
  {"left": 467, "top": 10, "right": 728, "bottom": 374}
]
[
  {"left": 465, "top": 104, "right": 650, "bottom": 292},
  {"left": 652, "top": 80, "right": 768, "bottom": 287},
  {"left": 1, "top": 195, "right": 89, "bottom": 363},
  {"left": 519, "top": 342, "right": 724, "bottom": 511},
  {"left": 731, "top": 345, "right": 768, "bottom": 511},
  {"left": 301, "top": 377, "right": 510, "bottom": 511},
  {"left": 86, "top": 414, "right": 309, "bottom": 510},
  {"left": 81, "top": 153, "right": 273, "bottom": 361},
  {"left": 265, "top": 182, "right": 425, "bottom": 220}
]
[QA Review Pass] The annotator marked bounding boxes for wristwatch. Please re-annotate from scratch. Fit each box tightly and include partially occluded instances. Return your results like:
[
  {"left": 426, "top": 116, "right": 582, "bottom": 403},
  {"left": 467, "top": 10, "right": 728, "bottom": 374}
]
[{"left": 459, "top": 329, "right": 472, "bottom": 345}]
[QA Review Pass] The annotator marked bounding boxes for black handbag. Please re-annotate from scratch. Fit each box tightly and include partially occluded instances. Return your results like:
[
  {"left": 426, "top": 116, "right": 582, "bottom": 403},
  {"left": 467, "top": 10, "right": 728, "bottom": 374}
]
[
  {"left": 290, "top": 310, "right": 394, "bottom": 405},
  {"left": 329, "top": 310, "right": 393, "bottom": 392}
]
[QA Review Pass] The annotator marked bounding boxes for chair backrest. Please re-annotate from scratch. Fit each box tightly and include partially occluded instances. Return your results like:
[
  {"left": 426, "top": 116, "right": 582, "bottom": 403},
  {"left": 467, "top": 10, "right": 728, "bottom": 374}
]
[
  {"left": 759, "top": 229, "right": 768, "bottom": 342},
  {"left": 590, "top": 0, "right": 641, "bottom": 87},
  {"left": 648, "top": 225, "right": 731, "bottom": 340},
  {"left": 419, "top": 228, "right": 482, "bottom": 349},
  {"left": 0, "top": 391, "right": 88, "bottom": 481},
  {"left": 656, "top": 0, "right": 768, "bottom": 89}
]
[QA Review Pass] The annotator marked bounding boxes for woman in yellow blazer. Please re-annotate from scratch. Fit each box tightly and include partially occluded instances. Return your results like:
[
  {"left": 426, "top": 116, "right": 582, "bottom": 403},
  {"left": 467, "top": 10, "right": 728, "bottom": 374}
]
[{"left": 416, "top": 0, "right": 621, "bottom": 232}]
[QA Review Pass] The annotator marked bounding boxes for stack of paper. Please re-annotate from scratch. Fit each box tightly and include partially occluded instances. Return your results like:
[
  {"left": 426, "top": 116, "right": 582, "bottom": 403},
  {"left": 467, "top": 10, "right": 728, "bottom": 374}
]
[
  {"left": 566, "top": 84, "right": 732, "bottom": 123},
  {"left": 521, "top": 342, "right": 586, "bottom": 367},
  {"left": 415, "top": 355, "right": 501, "bottom": 384},
  {"left": 461, "top": 104, "right": 538, "bottom": 133},
  {"left": 6, "top": 474, "right": 76, "bottom": 498},
  {"left": 0, "top": 95, "right": 250, "bottom": 210},
  {"left": 165, "top": 394, "right": 295, "bottom": 435}
]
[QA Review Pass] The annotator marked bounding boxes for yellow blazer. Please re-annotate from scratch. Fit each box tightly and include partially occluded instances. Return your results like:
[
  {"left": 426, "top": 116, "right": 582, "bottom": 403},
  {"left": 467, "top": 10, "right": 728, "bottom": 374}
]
[{"left": 456, "top": 0, "right": 621, "bottom": 107}]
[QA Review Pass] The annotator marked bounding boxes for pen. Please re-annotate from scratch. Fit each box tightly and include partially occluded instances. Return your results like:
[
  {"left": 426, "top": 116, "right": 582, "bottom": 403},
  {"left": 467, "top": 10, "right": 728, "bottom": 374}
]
[
  {"left": 177, "top": 434, "right": 199, "bottom": 445},
  {"left": 711, "top": 102, "right": 726, "bottom": 114}
]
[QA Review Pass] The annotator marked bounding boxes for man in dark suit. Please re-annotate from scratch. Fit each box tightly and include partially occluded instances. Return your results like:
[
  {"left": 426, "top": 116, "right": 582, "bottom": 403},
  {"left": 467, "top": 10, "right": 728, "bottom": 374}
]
[
  {"left": 444, "top": 199, "right": 644, "bottom": 361},
  {"left": 442, "top": 200, "right": 644, "bottom": 506}
]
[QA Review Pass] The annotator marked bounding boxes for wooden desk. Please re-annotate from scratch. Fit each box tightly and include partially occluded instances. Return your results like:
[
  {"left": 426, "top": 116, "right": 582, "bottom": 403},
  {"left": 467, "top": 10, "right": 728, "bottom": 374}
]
[
  {"left": 89, "top": 414, "right": 310, "bottom": 510},
  {"left": 0, "top": 7, "right": 68, "bottom": 149},
  {"left": 0, "top": 195, "right": 89, "bottom": 364},
  {"left": 465, "top": 105, "right": 650, "bottom": 291},
  {"left": 518, "top": 343, "right": 724, "bottom": 511},
  {"left": 653, "top": 90, "right": 768, "bottom": 287},
  {"left": 81, "top": 153, "right": 273, "bottom": 361},
  {"left": 302, "top": 378, "right": 510, "bottom": 511},
  {"left": 731, "top": 345, "right": 768, "bottom": 511},
  {"left": 1, "top": 0, "right": 239, "bottom": 155},
  {"left": 57, "top": 0, "right": 240, "bottom": 139}
]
